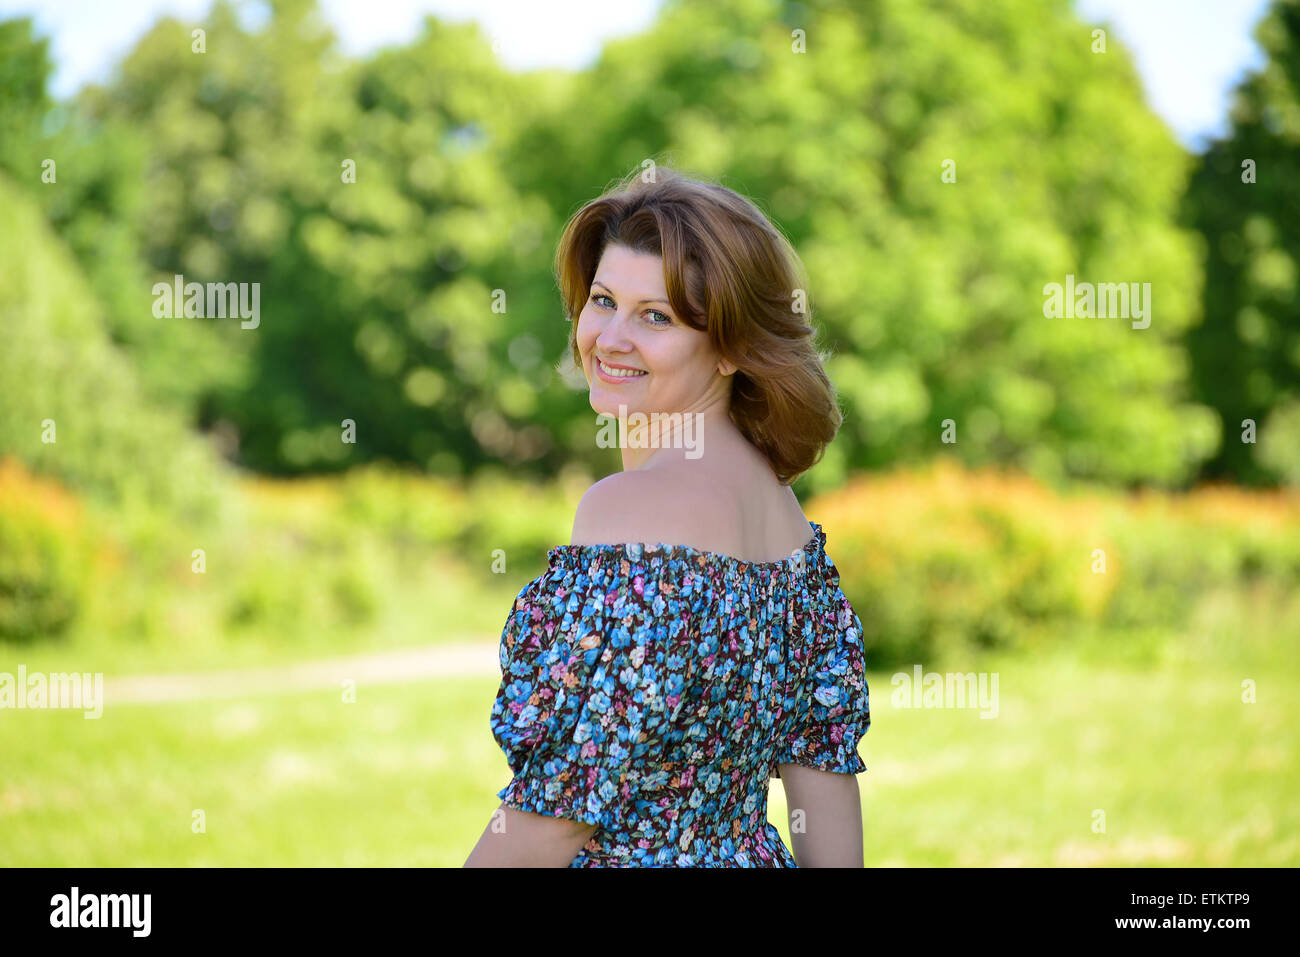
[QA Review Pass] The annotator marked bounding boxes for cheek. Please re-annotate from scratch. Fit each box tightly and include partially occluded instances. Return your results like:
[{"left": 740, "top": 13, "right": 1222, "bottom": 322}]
[
  {"left": 573, "top": 311, "right": 595, "bottom": 352},
  {"left": 577, "top": 305, "right": 608, "bottom": 338}
]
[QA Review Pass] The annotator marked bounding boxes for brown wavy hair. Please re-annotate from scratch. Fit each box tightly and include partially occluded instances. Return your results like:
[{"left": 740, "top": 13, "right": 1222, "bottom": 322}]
[{"left": 554, "top": 163, "right": 843, "bottom": 486}]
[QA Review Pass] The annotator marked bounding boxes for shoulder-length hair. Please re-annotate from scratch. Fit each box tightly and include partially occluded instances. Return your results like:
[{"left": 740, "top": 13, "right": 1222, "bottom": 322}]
[{"left": 554, "top": 163, "right": 843, "bottom": 486}]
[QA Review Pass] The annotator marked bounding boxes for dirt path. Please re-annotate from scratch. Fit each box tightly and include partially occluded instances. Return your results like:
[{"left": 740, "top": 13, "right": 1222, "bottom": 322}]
[{"left": 104, "top": 641, "right": 500, "bottom": 705}]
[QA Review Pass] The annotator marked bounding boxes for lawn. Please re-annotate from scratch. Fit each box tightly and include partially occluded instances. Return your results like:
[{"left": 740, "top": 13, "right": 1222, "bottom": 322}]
[{"left": 3, "top": 644, "right": 1294, "bottom": 866}]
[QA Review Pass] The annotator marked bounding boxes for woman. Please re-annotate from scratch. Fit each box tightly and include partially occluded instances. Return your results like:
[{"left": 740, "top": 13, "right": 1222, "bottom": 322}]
[{"left": 464, "top": 165, "right": 870, "bottom": 867}]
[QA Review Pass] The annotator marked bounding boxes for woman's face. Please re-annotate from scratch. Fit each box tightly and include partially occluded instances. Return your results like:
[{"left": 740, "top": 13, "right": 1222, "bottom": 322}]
[{"left": 576, "top": 243, "right": 735, "bottom": 418}]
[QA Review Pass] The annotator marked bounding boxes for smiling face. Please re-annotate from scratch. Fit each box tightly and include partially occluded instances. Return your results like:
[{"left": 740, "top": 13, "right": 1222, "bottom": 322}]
[{"left": 576, "top": 243, "right": 736, "bottom": 419}]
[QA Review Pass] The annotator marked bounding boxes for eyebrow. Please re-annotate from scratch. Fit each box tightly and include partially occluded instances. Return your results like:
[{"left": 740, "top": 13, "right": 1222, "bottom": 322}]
[{"left": 591, "top": 279, "right": 670, "bottom": 307}]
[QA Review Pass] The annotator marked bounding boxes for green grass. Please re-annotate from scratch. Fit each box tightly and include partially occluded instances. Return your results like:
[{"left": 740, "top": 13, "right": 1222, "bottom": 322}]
[{"left": 2, "top": 645, "right": 1296, "bottom": 866}]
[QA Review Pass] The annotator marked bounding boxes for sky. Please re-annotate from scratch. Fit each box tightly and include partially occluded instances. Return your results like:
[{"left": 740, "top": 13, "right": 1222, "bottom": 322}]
[{"left": 0, "top": 0, "right": 1275, "bottom": 152}]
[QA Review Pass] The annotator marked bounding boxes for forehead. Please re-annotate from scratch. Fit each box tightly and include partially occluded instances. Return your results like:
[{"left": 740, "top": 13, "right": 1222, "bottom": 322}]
[{"left": 594, "top": 244, "right": 666, "bottom": 289}]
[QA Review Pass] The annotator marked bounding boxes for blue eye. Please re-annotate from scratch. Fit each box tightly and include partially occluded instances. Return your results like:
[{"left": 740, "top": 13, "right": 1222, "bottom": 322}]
[{"left": 590, "top": 293, "right": 672, "bottom": 326}]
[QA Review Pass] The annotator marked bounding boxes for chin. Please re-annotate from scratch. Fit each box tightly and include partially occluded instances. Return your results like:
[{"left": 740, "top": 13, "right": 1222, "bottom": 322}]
[{"left": 589, "top": 392, "right": 625, "bottom": 411}]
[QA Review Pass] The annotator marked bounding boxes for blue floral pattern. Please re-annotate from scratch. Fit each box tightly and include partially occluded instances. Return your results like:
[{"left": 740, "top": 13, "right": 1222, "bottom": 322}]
[{"left": 489, "top": 520, "right": 870, "bottom": 867}]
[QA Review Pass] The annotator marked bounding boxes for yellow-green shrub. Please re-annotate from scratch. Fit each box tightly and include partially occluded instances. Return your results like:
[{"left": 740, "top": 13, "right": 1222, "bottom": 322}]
[
  {"left": 0, "top": 458, "right": 97, "bottom": 642},
  {"left": 809, "top": 457, "right": 1300, "bottom": 665}
]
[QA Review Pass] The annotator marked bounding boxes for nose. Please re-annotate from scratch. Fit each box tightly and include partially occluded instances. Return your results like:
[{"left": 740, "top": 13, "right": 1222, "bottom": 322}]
[{"left": 593, "top": 306, "right": 636, "bottom": 353}]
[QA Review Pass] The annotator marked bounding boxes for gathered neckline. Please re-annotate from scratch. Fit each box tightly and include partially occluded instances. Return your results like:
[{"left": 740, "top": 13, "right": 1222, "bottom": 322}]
[{"left": 547, "top": 520, "right": 825, "bottom": 573}]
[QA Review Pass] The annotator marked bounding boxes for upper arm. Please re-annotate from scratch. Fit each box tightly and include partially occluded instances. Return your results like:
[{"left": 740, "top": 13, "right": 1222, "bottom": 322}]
[
  {"left": 775, "top": 595, "right": 871, "bottom": 776},
  {"left": 777, "top": 761, "right": 861, "bottom": 832},
  {"left": 776, "top": 763, "right": 864, "bottom": 867},
  {"left": 776, "top": 761, "right": 861, "bottom": 801},
  {"left": 464, "top": 805, "right": 596, "bottom": 868},
  {"left": 489, "top": 518, "right": 673, "bottom": 841}
]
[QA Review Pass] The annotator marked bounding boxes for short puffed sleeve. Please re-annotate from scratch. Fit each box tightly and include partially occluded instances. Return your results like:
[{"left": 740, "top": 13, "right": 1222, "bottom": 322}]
[
  {"left": 489, "top": 543, "right": 672, "bottom": 830},
  {"left": 775, "top": 589, "right": 871, "bottom": 775}
]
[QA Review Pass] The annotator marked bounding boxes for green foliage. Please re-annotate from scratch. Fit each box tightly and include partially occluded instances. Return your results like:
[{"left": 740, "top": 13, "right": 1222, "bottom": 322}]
[
  {"left": 1, "top": 0, "right": 1230, "bottom": 489},
  {"left": 66, "top": 0, "right": 556, "bottom": 477},
  {"left": 0, "top": 18, "right": 49, "bottom": 177},
  {"left": 0, "top": 17, "right": 236, "bottom": 417},
  {"left": 0, "top": 172, "right": 227, "bottom": 520},
  {"left": 506, "top": 0, "right": 1217, "bottom": 489},
  {"left": 1184, "top": 0, "right": 1300, "bottom": 485}
]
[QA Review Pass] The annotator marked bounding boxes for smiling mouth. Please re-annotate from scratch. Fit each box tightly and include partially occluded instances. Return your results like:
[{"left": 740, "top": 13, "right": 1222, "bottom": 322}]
[{"left": 596, "top": 358, "right": 649, "bottom": 379}]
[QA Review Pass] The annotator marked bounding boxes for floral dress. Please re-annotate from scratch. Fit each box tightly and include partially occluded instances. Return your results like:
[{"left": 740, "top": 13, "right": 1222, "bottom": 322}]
[{"left": 489, "top": 520, "right": 870, "bottom": 867}]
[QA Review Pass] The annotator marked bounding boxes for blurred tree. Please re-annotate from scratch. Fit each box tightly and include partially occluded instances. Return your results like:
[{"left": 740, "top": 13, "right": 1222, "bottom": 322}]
[
  {"left": 76, "top": 0, "right": 555, "bottom": 476},
  {"left": 0, "top": 18, "right": 48, "bottom": 175},
  {"left": 0, "top": 171, "right": 225, "bottom": 518},
  {"left": 1184, "top": 0, "right": 1300, "bottom": 485},
  {"left": 1, "top": 0, "right": 1236, "bottom": 489},
  {"left": 0, "top": 17, "right": 236, "bottom": 417},
  {"left": 505, "top": 0, "right": 1220, "bottom": 491}
]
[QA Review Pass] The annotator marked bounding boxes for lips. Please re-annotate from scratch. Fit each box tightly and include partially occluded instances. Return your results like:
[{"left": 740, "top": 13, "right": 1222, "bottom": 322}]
[
  {"left": 597, "top": 358, "right": 644, "bottom": 372},
  {"left": 595, "top": 358, "right": 648, "bottom": 381}
]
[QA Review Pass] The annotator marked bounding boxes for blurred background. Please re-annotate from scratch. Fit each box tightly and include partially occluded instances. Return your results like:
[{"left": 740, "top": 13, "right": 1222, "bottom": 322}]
[{"left": 0, "top": 0, "right": 1296, "bottom": 866}]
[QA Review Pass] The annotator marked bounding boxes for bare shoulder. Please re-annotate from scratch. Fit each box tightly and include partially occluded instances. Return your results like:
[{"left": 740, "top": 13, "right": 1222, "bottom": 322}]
[{"left": 569, "top": 470, "right": 735, "bottom": 548}]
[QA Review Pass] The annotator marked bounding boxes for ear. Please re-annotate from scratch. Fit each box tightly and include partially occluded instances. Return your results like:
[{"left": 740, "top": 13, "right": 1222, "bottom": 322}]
[{"left": 716, "top": 358, "right": 737, "bottom": 377}]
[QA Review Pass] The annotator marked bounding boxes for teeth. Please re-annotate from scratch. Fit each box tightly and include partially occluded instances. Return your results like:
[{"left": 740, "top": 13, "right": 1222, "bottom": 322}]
[{"left": 599, "top": 360, "right": 647, "bottom": 378}]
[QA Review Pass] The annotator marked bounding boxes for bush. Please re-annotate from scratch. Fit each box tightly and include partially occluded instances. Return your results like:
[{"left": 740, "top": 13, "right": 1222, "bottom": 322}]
[
  {"left": 0, "top": 458, "right": 96, "bottom": 642},
  {"left": 809, "top": 457, "right": 1300, "bottom": 666}
]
